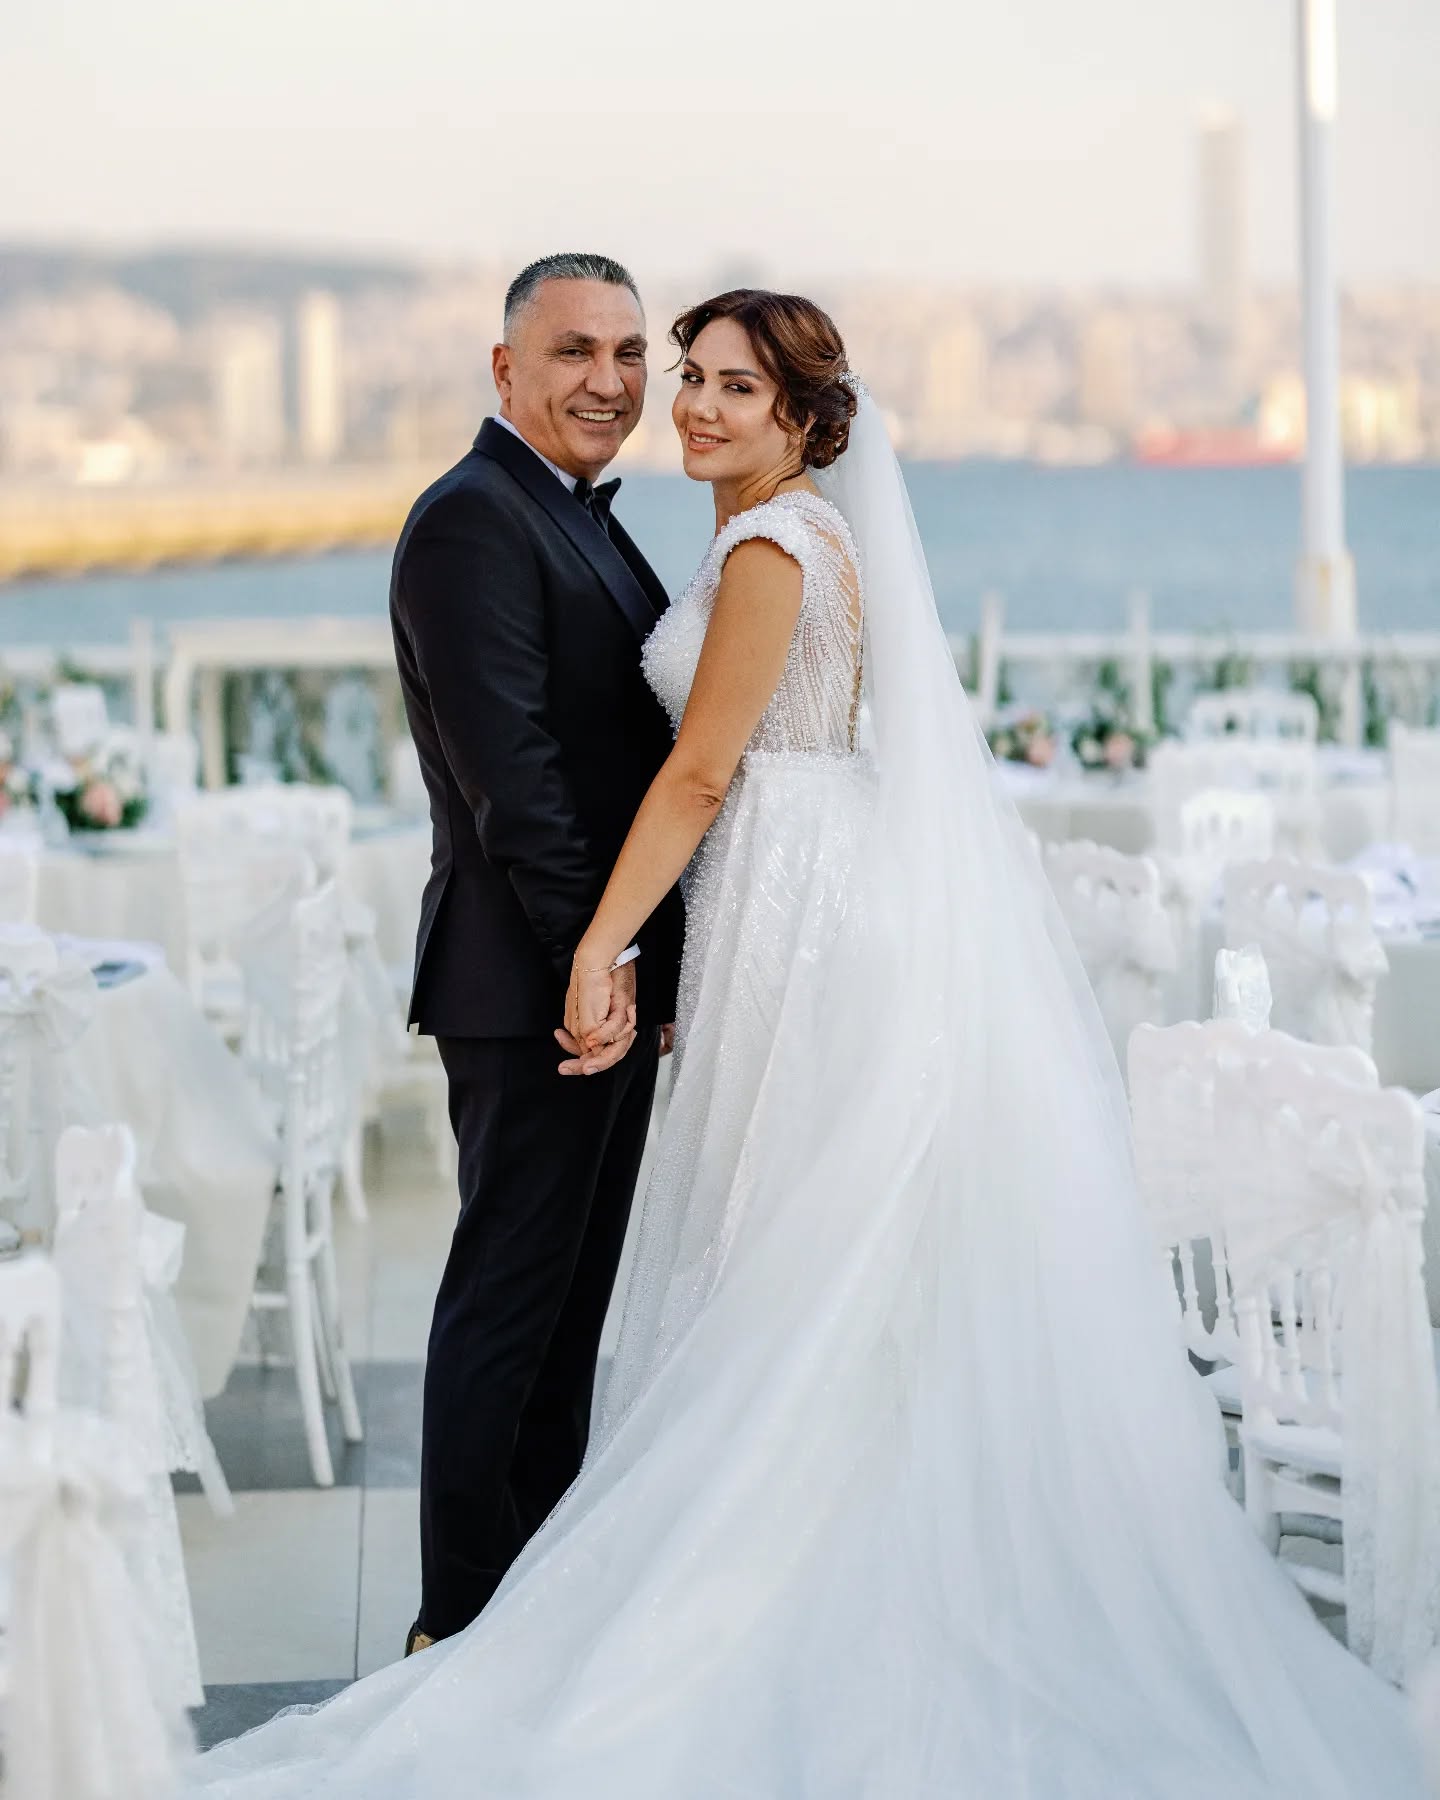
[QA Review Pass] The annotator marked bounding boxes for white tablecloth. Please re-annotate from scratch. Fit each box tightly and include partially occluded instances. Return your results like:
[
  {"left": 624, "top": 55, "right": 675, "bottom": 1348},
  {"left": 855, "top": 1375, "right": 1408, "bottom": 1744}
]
[
  {"left": 62, "top": 961, "right": 278, "bottom": 1397},
  {"left": 1001, "top": 758, "right": 1391, "bottom": 864},
  {"left": 35, "top": 819, "right": 432, "bottom": 983}
]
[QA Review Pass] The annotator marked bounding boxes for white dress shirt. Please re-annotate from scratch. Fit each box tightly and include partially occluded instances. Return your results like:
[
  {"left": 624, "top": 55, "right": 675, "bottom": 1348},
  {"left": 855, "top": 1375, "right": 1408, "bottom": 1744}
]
[
  {"left": 488, "top": 415, "right": 640, "bottom": 976},
  {"left": 492, "top": 414, "right": 579, "bottom": 494}
]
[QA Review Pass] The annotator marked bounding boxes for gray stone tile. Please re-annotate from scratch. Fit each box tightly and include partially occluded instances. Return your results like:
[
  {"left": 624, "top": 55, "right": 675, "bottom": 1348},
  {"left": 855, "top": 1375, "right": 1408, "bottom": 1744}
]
[
  {"left": 177, "top": 1358, "right": 424, "bottom": 1494},
  {"left": 356, "top": 1489, "right": 422, "bottom": 1677},
  {"left": 192, "top": 1680, "right": 351, "bottom": 1752},
  {"left": 179, "top": 1489, "right": 362, "bottom": 1684}
]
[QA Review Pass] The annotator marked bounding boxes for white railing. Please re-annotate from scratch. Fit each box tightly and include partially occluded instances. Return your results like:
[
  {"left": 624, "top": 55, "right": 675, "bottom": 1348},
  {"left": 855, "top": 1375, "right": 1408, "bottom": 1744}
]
[
  {"left": 956, "top": 591, "right": 1440, "bottom": 747},
  {"left": 4, "top": 601, "right": 1440, "bottom": 789}
]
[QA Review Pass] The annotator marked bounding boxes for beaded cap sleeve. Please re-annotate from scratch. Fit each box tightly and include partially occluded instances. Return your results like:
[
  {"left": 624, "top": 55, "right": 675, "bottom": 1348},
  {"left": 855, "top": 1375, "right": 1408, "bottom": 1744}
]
[{"left": 642, "top": 491, "right": 864, "bottom": 756}]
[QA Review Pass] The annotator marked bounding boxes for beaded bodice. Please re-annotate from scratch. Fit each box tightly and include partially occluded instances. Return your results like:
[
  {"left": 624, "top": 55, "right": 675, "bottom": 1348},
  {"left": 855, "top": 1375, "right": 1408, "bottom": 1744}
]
[{"left": 642, "top": 491, "right": 864, "bottom": 756}]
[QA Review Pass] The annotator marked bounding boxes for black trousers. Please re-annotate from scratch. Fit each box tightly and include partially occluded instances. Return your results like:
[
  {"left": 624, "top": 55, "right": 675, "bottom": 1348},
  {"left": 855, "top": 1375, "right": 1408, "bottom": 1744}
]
[{"left": 419, "top": 1029, "right": 660, "bottom": 1640}]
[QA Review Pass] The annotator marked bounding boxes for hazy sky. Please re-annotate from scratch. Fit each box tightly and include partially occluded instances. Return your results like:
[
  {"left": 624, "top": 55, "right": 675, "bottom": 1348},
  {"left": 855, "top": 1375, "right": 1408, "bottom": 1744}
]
[{"left": 4, "top": 0, "right": 1436, "bottom": 287}]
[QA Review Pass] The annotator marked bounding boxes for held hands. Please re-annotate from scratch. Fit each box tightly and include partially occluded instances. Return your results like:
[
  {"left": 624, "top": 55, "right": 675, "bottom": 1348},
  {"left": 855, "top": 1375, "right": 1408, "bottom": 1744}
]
[{"left": 556, "top": 955, "right": 638, "bottom": 1076}]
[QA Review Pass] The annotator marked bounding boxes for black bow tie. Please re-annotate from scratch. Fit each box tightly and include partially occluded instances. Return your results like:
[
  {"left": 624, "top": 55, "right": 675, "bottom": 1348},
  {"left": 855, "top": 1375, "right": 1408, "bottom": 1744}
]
[{"left": 573, "top": 476, "right": 621, "bottom": 531}]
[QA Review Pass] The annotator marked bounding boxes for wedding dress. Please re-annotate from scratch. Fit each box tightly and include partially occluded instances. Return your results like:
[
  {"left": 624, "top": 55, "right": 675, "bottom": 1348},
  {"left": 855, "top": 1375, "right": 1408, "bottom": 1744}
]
[{"left": 192, "top": 395, "right": 1425, "bottom": 1797}]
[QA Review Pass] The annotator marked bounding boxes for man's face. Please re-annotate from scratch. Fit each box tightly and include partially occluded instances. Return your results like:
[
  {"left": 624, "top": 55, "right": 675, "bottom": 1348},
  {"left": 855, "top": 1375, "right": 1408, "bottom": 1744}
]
[{"left": 492, "top": 279, "right": 647, "bottom": 481}]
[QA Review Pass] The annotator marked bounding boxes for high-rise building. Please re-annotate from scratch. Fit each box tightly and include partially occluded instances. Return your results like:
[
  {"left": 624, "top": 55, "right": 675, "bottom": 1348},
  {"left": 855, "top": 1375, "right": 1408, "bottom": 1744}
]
[
  {"left": 1077, "top": 310, "right": 1137, "bottom": 435},
  {"left": 911, "top": 312, "right": 988, "bottom": 456},
  {"left": 294, "top": 289, "right": 344, "bottom": 463},
  {"left": 1197, "top": 107, "right": 1248, "bottom": 364},
  {"left": 211, "top": 316, "right": 285, "bottom": 465}
]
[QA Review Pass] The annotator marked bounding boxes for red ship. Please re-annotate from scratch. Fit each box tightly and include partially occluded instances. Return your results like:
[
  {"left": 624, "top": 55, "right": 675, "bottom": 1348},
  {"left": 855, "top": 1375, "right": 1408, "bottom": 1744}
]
[{"left": 1131, "top": 426, "right": 1297, "bottom": 468}]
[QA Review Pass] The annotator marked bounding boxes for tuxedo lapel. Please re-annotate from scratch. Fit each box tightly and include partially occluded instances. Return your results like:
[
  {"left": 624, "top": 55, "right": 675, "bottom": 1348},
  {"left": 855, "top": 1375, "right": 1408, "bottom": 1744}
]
[{"left": 474, "top": 420, "right": 661, "bottom": 642}]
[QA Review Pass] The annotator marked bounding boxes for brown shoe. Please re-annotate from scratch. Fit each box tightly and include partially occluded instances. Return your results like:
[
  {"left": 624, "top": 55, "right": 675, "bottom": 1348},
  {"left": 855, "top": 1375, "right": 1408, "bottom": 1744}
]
[{"left": 404, "top": 1621, "right": 436, "bottom": 1657}]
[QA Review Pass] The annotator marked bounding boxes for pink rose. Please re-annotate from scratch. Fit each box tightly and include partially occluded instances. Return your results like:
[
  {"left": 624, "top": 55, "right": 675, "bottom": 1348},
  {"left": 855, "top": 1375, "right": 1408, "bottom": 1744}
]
[
  {"left": 1103, "top": 732, "right": 1135, "bottom": 771},
  {"left": 1025, "top": 734, "right": 1055, "bottom": 768},
  {"left": 80, "top": 778, "right": 123, "bottom": 827}
]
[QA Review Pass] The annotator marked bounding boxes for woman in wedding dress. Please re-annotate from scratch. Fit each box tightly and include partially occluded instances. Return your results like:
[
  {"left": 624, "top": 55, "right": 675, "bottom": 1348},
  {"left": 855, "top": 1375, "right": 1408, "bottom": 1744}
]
[{"left": 193, "top": 291, "right": 1427, "bottom": 1797}]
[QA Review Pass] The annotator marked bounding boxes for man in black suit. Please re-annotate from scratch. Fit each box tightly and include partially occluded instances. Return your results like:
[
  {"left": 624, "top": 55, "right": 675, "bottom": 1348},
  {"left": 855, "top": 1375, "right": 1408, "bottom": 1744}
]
[{"left": 389, "top": 253, "right": 684, "bottom": 1650}]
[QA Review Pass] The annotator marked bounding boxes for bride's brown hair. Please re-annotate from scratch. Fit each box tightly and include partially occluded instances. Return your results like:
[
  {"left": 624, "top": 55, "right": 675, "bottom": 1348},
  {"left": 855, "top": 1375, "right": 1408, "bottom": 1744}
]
[{"left": 670, "top": 290, "right": 857, "bottom": 470}]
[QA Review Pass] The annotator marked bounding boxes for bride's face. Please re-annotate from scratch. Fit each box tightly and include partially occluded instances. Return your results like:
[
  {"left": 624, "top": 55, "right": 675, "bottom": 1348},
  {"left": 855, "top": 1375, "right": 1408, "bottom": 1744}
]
[{"left": 673, "top": 318, "right": 800, "bottom": 486}]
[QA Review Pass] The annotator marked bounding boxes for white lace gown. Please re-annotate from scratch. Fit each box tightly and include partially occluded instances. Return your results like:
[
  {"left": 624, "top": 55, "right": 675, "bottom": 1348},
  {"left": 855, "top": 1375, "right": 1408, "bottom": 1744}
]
[{"left": 192, "top": 492, "right": 1425, "bottom": 1797}]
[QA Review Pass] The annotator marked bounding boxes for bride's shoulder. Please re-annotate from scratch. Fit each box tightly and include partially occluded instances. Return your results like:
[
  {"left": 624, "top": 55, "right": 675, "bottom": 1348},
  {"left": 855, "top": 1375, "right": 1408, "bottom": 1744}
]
[{"left": 712, "top": 490, "right": 854, "bottom": 572}]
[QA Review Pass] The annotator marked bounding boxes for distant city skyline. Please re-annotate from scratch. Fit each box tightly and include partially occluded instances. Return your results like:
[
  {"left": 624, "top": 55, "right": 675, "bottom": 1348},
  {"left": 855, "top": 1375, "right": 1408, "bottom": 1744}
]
[{"left": 3, "top": 0, "right": 1437, "bottom": 288}]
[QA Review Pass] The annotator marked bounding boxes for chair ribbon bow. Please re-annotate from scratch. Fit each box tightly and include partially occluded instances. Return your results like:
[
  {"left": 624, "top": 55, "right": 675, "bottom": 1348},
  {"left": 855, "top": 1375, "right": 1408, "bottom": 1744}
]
[
  {"left": 0, "top": 958, "right": 98, "bottom": 1053},
  {"left": 1302, "top": 1128, "right": 1440, "bottom": 1683},
  {"left": 0, "top": 1411, "right": 189, "bottom": 1798}
]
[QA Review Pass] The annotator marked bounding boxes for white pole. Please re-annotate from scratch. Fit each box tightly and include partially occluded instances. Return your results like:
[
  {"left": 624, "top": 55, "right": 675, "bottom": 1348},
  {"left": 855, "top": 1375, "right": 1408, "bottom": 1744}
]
[{"left": 1295, "top": 0, "right": 1360, "bottom": 738}]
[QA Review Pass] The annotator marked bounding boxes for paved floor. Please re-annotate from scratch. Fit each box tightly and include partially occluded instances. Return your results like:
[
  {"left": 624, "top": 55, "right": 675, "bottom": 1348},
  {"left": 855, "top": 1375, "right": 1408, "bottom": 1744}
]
[{"left": 183, "top": 1093, "right": 661, "bottom": 1753}]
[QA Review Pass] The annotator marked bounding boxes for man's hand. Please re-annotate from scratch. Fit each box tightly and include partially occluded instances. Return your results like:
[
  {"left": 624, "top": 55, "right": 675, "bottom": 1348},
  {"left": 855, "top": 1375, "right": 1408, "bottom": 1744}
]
[
  {"left": 557, "top": 961, "right": 637, "bottom": 1076},
  {"left": 660, "top": 1024, "right": 676, "bottom": 1056}
]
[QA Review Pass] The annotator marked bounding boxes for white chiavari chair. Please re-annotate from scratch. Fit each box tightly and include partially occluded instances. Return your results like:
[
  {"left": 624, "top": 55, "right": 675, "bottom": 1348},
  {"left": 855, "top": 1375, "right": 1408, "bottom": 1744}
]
[
  {"left": 1128, "top": 1020, "right": 1378, "bottom": 1473},
  {"left": 1151, "top": 737, "right": 1322, "bottom": 862},
  {"left": 52, "top": 1124, "right": 204, "bottom": 1709},
  {"left": 183, "top": 782, "right": 353, "bottom": 883},
  {"left": 1390, "top": 723, "right": 1440, "bottom": 855},
  {"left": 1223, "top": 857, "right": 1388, "bottom": 1055},
  {"left": 0, "top": 841, "right": 39, "bottom": 928},
  {"left": 1042, "top": 839, "right": 1176, "bottom": 1069},
  {"left": 1185, "top": 687, "right": 1320, "bottom": 745},
  {"left": 175, "top": 812, "right": 315, "bottom": 1041},
  {"left": 1217, "top": 1056, "right": 1440, "bottom": 1681},
  {"left": 0, "top": 930, "right": 98, "bottom": 1243},
  {"left": 242, "top": 880, "right": 363, "bottom": 1487}
]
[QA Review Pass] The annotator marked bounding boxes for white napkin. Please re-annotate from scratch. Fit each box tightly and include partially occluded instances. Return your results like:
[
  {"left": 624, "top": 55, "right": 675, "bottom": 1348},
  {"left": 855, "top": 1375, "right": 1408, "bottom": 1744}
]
[{"left": 48, "top": 935, "right": 166, "bottom": 974}]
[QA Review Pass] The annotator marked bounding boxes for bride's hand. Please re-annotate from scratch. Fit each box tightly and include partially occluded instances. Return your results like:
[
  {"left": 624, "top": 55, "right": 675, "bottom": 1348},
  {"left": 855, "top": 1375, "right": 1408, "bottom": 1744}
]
[{"left": 565, "top": 958, "right": 614, "bottom": 1048}]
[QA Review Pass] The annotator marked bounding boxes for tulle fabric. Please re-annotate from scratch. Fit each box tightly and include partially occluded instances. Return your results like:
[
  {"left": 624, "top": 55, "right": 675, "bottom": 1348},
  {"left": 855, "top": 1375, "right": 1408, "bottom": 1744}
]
[{"left": 188, "top": 397, "right": 1424, "bottom": 1796}]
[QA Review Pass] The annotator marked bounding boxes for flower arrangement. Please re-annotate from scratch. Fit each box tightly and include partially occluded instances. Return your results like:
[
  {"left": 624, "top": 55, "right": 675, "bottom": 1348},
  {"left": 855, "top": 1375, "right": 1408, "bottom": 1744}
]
[
  {"left": 986, "top": 709, "right": 1058, "bottom": 768},
  {"left": 50, "top": 740, "right": 148, "bottom": 833},
  {"left": 1070, "top": 710, "right": 1153, "bottom": 774}
]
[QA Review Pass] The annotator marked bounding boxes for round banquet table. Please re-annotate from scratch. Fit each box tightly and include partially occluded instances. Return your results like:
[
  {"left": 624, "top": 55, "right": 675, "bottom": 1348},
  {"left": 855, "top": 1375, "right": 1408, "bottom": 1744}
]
[{"left": 57, "top": 951, "right": 280, "bottom": 1396}]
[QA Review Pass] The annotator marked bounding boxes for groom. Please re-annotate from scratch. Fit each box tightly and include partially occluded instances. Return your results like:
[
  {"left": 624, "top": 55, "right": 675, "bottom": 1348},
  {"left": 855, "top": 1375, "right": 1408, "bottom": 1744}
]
[{"left": 389, "top": 252, "right": 684, "bottom": 1650}]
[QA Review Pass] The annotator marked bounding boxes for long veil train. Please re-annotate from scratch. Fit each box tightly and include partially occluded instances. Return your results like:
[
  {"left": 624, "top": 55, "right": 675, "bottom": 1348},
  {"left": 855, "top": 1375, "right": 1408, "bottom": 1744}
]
[{"left": 193, "top": 394, "right": 1424, "bottom": 1797}]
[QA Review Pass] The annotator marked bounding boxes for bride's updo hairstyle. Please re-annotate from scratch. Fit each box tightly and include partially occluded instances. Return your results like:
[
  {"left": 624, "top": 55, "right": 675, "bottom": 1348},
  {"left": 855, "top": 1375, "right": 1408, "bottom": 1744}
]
[{"left": 670, "top": 290, "right": 858, "bottom": 469}]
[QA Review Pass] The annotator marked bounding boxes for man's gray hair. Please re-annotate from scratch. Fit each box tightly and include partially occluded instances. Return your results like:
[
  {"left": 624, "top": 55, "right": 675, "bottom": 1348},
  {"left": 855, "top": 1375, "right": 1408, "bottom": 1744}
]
[{"left": 503, "top": 253, "right": 641, "bottom": 336}]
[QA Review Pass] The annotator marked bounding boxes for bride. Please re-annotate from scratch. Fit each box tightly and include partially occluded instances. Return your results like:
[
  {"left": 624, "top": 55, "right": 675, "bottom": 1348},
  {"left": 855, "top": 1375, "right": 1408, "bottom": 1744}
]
[{"left": 193, "top": 291, "right": 1425, "bottom": 1796}]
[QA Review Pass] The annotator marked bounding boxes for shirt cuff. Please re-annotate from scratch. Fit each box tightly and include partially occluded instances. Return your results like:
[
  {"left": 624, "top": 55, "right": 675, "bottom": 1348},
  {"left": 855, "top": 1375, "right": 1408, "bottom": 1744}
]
[{"left": 612, "top": 944, "right": 641, "bottom": 970}]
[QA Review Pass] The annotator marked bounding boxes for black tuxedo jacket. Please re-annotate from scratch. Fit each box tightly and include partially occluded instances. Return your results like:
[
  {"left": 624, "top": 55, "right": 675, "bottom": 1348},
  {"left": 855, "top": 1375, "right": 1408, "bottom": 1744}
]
[{"left": 390, "top": 419, "right": 684, "bottom": 1036}]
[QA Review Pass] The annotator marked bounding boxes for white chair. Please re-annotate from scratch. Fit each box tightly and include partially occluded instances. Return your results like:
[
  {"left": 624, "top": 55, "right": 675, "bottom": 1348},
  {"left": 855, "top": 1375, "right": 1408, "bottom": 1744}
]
[
  {"left": 1223, "top": 857, "right": 1388, "bottom": 1054},
  {"left": 1128, "top": 1020, "right": 1377, "bottom": 1407},
  {"left": 1185, "top": 687, "right": 1320, "bottom": 745},
  {"left": 0, "top": 842, "right": 39, "bottom": 928},
  {"left": 1156, "top": 789, "right": 1277, "bottom": 1019},
  {"left": 1043, "top": 840, "right": 1176, "bottom": 1068},
  {"left": 142, "top": 730, "right": 200, "bottom": 828},
  {"left": 52, "top": 1124, "right": 204, "bottom": 1709},
  {"left": 184, "top": 782, "right": 353, "bottom": 883},
  {"left": 1217, "top": 1055, "right": 1440, "bottom": 1680},
  {"left": 0, "top": 1251, "right": 189, "bottom": 1798},
  {"left": 176, "top": 816, "right": 315, "bottom": 1040},
  {"left": 49, "top": 682, "right": 111, "bottom": 759},
  {"left": 1151, "top": 738, "right": 1322, "bottom": 862},
  {"left": 243, "top": 880, "right": 363, "bottom": 1487},
  {"left": 0, "top": 932, "right": 98, "bottom": 1241},
  {"left": 1390, "top": 723, "right": 1440, "bottom": 855}
]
